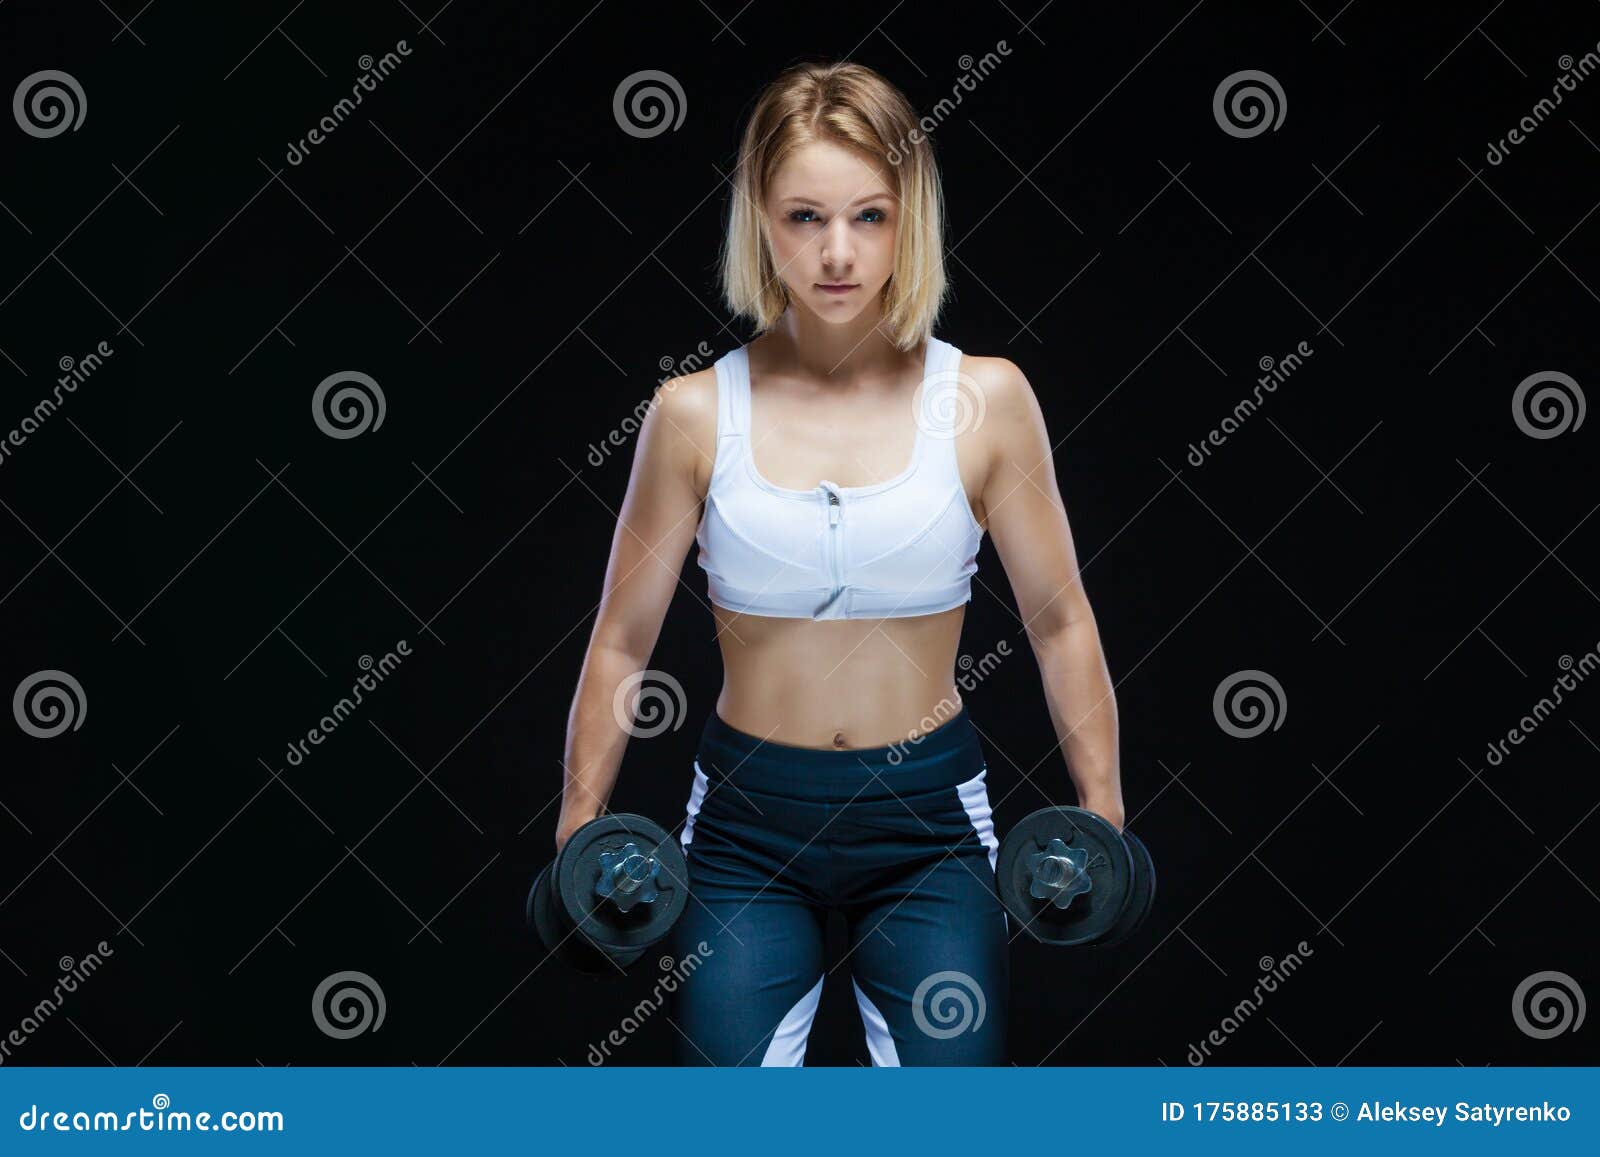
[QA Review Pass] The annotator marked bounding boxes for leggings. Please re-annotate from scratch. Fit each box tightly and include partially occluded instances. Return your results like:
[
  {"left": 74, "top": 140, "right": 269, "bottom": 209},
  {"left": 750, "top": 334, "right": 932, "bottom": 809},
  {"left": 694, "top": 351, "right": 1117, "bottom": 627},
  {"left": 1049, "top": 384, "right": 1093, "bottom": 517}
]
[{"left": 668, "top": 704, "right": 1009, "bottom": 1065}]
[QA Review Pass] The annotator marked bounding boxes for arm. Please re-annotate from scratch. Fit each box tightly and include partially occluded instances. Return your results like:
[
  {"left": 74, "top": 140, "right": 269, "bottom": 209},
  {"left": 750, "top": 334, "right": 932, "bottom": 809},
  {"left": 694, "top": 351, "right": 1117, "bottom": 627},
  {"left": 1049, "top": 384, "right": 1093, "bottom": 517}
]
[
  {"left": 555, "top": 372, "right": 715, "bottom": 851},
  {"left": 975, "top": 358, "right": 1124, "bottom": 830}
]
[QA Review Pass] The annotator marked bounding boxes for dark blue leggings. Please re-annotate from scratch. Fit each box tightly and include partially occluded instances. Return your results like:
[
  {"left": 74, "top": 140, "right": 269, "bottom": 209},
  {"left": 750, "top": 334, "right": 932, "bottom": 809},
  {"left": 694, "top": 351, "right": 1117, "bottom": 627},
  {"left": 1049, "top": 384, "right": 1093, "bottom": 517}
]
[{"left": 668, "top": 705, "right": 1009, "bottom": 1065}]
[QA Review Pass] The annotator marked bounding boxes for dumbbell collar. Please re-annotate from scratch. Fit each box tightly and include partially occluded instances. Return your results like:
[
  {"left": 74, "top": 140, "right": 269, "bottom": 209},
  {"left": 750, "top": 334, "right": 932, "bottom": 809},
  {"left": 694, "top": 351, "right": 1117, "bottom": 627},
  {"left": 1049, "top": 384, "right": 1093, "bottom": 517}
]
[
  {"left": 1025, "top": 836, "right": 1093, "bottom": 910},
  {"left": 595, "top": 842, "right": 660, "bottom": 913}
]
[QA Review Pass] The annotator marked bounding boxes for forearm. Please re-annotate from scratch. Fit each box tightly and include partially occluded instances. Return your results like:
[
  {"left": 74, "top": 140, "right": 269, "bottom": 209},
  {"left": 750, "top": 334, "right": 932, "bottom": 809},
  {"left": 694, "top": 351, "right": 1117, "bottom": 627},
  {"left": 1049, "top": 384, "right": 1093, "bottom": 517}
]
[
  {"left": 1030, "top": 615, "right": 1123, "bottom": 826},
  {"left": 558, "top": 640, "right": 649, "bottom": 839}
]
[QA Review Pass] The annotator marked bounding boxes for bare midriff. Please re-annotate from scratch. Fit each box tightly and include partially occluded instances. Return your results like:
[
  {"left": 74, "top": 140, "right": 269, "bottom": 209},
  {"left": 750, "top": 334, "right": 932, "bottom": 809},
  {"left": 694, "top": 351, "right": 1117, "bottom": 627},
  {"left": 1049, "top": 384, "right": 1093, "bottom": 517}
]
[{"left": 711, "top": 602, "right": 968, "bottom": 750}]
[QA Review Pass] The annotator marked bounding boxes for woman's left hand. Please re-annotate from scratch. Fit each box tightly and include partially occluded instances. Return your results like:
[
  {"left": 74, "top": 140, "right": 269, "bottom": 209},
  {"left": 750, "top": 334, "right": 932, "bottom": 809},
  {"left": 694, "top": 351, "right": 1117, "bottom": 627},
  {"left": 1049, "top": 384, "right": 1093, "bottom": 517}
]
[{"left": 1079, "top": 797, "right": 1125, "bottom": 833}]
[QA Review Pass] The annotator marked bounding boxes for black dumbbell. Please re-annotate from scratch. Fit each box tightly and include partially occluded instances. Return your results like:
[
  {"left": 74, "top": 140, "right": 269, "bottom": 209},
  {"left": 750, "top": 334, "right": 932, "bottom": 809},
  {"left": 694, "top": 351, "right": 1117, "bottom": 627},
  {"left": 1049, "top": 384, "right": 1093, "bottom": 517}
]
[
  {"left": 995, "top": 806, "right": 1156, "bottom": 948},
  {"left": 525, "top": 813, "right": 689, "bottom": 975}
]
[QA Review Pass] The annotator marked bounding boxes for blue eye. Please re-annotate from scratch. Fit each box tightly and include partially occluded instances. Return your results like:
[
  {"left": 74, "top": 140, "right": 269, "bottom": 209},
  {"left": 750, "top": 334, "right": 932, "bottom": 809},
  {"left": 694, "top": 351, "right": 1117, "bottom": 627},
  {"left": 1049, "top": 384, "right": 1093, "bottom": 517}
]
[
  {"left": 789, "top": 208, "right": 818, "bottom": 223},
  {"left": 859, "top": 207, "right": 886, "bottom": 224}
]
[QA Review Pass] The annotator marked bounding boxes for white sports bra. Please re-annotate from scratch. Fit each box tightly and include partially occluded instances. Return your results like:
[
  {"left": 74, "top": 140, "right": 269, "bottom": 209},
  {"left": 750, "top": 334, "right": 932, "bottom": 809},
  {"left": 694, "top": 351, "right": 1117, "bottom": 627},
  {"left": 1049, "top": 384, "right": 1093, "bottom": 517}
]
[{"left": 694, "top": 336, "right": 984, "bottom": 620}]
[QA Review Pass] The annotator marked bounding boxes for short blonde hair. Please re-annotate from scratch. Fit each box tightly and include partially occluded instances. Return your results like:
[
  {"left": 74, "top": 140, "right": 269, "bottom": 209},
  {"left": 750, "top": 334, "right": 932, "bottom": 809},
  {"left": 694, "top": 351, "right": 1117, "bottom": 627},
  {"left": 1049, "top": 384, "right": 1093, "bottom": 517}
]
[{"left": 718, "top": 61, "right": 948, "bottom": 352}]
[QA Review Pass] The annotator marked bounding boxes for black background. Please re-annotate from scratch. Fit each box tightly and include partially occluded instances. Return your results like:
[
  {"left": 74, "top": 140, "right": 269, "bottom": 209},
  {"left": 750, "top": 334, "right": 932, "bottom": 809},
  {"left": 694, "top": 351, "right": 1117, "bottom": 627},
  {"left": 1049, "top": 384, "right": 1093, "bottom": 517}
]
[{"left": 1, "top": 0, "right": 1596, "bottom": 1067}]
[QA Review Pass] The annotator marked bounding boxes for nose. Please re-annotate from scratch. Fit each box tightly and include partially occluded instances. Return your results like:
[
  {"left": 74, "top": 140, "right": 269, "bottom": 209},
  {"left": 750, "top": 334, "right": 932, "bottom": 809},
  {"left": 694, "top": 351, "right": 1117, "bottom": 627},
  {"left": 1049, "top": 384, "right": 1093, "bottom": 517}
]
[{"left": 819, "top": 218, "right": 854, "bottom": 273}]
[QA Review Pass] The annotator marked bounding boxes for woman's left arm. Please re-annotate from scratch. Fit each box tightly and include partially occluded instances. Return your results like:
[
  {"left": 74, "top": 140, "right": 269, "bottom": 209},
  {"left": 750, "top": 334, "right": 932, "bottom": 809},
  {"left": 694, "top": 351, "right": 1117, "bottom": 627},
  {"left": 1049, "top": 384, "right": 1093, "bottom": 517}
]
[{"left": 973, "top": 357, "right": 1123, "bottom": 831}]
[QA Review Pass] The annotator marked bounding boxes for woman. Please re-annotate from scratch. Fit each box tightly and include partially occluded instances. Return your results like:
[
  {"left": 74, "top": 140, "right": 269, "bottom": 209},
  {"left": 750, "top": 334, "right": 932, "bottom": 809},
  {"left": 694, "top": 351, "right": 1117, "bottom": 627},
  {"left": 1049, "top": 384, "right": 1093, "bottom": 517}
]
[{"left": 556, "top": 61, "right": 1122, "bottom": 1066}]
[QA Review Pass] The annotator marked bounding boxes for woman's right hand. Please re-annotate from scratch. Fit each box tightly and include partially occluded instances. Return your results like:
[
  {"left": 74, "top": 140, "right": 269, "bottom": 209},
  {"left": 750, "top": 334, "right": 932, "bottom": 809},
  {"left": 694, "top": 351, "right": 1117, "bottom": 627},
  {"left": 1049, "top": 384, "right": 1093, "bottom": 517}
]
[{"left": 554, "top": 812, "right": 598, "bottom": 857}]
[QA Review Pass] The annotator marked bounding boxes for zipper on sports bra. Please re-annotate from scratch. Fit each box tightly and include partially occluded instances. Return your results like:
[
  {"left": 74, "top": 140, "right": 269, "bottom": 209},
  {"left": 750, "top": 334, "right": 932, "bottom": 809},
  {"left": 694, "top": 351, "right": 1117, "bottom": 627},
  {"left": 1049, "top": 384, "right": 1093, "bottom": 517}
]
[{"left": 816, "top": 483, "right": 844, "bottom": 617}]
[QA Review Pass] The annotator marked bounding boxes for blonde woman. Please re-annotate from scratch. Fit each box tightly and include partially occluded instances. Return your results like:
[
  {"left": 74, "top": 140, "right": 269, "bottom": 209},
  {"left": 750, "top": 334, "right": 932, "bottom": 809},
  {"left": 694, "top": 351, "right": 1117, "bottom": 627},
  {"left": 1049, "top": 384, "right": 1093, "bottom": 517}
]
[{"left": 558, "top": 61, "right": 1122, "bottom": 1065}]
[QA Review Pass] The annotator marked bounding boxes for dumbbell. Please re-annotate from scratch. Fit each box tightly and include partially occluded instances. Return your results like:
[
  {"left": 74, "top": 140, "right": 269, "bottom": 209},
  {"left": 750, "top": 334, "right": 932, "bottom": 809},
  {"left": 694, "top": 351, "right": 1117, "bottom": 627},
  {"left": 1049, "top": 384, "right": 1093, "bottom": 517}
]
[
  {"left": 525, "top": 813, "right": 689, "bottom": 975},
  {"left": 995, "top": 806, "right": 1156, "bottom": 948}
]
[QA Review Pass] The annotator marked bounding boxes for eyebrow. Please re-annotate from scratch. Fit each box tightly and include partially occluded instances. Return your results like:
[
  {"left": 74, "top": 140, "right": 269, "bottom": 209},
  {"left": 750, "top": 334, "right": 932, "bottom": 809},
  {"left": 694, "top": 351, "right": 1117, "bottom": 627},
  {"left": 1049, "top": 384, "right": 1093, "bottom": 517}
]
[{"left": 779, "top": 194, "right": 892, "bottom": 208}]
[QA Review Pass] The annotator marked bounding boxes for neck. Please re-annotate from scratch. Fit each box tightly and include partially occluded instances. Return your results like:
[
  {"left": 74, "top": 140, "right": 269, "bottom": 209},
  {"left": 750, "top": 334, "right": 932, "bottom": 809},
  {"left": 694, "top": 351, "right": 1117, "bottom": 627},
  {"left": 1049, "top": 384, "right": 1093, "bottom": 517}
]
[{"left": 761, "top": 301, "right": 907, "bottom": 385}]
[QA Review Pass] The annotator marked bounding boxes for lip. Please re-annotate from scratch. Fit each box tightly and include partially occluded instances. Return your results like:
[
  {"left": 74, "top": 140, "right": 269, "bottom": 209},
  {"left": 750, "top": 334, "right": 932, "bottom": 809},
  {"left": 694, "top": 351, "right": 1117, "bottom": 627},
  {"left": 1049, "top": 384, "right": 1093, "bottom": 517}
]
[{"left": 816, "top": 283, "right": 859, "bottom": 295}]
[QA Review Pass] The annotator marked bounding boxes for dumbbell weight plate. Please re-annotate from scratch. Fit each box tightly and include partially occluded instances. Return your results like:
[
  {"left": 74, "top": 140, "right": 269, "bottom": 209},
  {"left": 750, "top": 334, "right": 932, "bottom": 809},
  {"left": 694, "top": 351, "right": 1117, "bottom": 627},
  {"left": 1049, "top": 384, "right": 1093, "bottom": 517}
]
[
  {"left": 997, "top": 806, "right": 1134, "bottom": 946},
  {"left": 1095, "top": 828, "right": 1156, "bottom": 949},
  {"left": 552, "top": 814, "right": 689, "bottom": 959},
  {"left": 525, "top": 861, "right": 618, "bottom": 975}
]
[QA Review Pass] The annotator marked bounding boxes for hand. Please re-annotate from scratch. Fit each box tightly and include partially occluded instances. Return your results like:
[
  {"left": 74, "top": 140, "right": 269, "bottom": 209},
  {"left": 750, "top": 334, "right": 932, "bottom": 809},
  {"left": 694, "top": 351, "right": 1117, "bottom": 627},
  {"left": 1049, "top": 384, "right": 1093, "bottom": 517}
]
[
  {"left": 555, "top": 810, "right": 600, "bottom": 856},
  {"left": 1079, "top": 797, "right": 1125, "bottom": 833}
]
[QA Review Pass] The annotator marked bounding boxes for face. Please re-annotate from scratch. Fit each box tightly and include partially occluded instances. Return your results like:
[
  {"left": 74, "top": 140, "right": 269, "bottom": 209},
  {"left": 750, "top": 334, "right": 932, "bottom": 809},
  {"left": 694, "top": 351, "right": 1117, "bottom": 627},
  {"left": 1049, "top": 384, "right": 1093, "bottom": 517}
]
[{"left": 763, "top": 140, "right": 898, "bottom": 324}]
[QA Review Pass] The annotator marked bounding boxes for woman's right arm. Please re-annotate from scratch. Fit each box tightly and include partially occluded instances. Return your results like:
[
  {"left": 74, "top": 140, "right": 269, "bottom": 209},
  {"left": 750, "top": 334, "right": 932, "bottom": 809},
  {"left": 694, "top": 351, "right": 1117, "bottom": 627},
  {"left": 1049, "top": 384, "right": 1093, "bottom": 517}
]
[{"left": 555, "top": 370, "right": 716, "bottom": 853}]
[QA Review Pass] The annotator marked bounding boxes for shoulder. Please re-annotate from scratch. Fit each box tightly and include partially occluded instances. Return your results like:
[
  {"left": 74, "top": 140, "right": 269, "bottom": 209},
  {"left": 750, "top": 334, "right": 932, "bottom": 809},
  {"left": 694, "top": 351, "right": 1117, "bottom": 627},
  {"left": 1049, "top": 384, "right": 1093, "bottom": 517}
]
[
  {"left": 647, "top": 365, "right": 720, "bottom": 490},
  {"left": 953, "top": 352, "right": 1043, "bottom": 431}
]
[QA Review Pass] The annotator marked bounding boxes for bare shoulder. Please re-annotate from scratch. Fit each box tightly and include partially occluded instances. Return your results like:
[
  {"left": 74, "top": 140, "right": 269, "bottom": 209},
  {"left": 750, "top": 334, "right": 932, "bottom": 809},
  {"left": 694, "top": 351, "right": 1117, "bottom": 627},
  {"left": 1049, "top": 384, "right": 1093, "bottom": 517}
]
[
  {"left": 649, "top": 365, "right": 720, "bottom": 492},
  {"left": 955, "top": 353, "right": 1044, "bottom": 446}
]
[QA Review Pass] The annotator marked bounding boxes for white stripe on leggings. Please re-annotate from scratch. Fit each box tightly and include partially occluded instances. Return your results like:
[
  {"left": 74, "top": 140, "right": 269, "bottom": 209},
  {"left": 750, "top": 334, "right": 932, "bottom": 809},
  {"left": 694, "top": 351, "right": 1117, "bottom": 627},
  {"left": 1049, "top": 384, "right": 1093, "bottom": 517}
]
[
  {"left": 681, "top": 761, "right": 709, "bottom": 848},
  {"left": 956, "top": 766, "right": 999, "bottom": 872},
  {"left": 762, "top": 974, "right": 825, "bottom": 1066},
  {"left": 852, "top": 977, "right": 901, "bottom": 1066}
]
